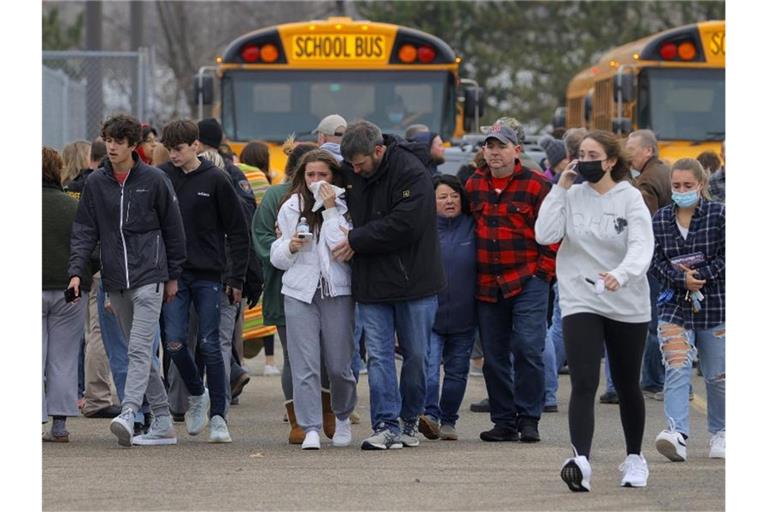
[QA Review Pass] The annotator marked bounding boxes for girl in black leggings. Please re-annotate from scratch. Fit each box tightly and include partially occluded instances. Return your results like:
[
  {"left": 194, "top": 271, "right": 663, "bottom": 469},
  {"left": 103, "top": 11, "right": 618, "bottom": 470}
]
[{"left": 535, "top": 130, "right": 655, "bottom": 491}]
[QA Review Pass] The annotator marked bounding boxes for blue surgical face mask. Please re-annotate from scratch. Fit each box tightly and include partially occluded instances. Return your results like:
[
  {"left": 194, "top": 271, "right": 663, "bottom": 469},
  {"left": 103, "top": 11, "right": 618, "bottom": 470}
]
[{"left": 672, "top": 190, "right": 699, "bottom": 208}]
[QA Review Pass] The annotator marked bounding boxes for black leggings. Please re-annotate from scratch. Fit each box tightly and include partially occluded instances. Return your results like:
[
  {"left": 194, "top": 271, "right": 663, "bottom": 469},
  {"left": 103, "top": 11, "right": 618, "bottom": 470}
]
[{"left": 562, "top": 313, "right": 647, "bottom": 459}]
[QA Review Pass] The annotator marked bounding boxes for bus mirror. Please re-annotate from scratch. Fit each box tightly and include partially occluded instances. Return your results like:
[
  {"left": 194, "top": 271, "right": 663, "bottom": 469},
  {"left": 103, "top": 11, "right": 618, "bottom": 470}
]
[
  {"left": 194, "top": 75, "right": 214, "bottom": 105},
  {"left": 612, "top": 117, "right": 632, "bottom": 135},
  {"left": 613, "top": 72, "right": 634, "bottom": 103},
  {"left": 463, "top": 86, "right": 485, "bottom": 132},
  {"left": 552, "top": 106, "right": 566, "bottom": 129}
]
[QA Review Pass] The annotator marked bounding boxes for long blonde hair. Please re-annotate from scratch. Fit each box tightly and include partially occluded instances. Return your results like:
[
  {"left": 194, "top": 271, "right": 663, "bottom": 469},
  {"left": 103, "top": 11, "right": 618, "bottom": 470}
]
[
  {"left": 671, "top": 158, "right": 711, "bottom": 200},
  {"left": 61, "top": 140, "right": 91, "bottom": 185}
]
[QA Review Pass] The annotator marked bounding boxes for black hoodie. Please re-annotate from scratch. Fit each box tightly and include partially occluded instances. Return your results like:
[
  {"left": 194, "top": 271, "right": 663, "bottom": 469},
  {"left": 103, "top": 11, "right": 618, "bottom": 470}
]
[{"left": 160, "top": 157, "right": 250, "bottom": 288}]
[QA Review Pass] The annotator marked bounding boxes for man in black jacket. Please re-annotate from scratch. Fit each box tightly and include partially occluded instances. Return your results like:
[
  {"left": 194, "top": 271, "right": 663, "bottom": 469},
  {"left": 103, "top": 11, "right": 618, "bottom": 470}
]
[
  {"left": 158, "top": 120, "right": 250, "bottom": 444},
  {"left": 335, "top": 120, "right": 445, "bottom": 450},
  {"left": 67, "top": 113, "right": 186, "bottom": 448}
]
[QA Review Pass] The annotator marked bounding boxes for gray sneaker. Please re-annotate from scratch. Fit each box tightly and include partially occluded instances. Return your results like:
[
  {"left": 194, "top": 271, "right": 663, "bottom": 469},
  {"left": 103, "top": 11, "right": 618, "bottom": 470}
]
[
  {"left": 361, "top": 428, "right": 403, "bottom": 450},
  {"left": 418, "top": 415, "right": 440, "bottom": 440},
  {"left": 439, "top": 423, "right": 458, "bottom": 441},
  {"left": 401, "top": 421, "right": 420, "bottom": 447},
  {"left": 133, "top": 415, "right": 178, "bottom": 446},
  {"left": 185, "top": 388, "right": 210, "bottom": 436},
  {"left": 110, "top": 409, "right": 135, "bottom": 447},
  {"left": 208, "top": 415, "right": 232, "bottom": 443}
]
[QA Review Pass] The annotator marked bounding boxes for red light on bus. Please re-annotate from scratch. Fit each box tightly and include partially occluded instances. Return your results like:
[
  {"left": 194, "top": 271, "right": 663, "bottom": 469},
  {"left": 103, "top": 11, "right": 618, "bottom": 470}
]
[
  {"left": 241, "top": 44, "right": 260, "bottom": 63},
  {"left": 659, "top": 42, "right": 677, "bottom": 60},
  {"left": 261, "top": 44, "right": 279, "bottom": 63},
  {"left": 418, "top": 45, "right": 436, "bottom": 63},
  {"left": 678, "top": 41, "right": 697, "bottom": 60},
  {"left": 398, "top": 44, "right": 417, "bottom": 63}
]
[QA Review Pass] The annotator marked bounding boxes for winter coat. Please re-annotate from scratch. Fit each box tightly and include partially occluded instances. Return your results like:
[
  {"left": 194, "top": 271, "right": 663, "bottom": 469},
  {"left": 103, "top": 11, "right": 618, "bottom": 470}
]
[
  {"left": 68, "top": 153, "right": 186, "bottom": 292},
  {"left": 270, "top": 193, "right": 352, "bottom": 303},
  {"left": 344, "top": 134, "right": 445, "bottom": 303}
]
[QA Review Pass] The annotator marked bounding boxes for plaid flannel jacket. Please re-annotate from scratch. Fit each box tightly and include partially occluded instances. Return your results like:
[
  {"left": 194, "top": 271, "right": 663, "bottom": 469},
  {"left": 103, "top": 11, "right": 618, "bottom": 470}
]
[
  {"left": 651, "top": 199, "right": 725, "bottom": 330},
  {"left": 465, "top": 162, "right": 556, "bottom": 302}
]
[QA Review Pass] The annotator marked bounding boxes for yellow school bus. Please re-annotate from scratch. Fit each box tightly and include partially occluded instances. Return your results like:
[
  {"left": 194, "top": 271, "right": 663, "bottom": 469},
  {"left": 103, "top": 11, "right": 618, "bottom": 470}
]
[
  {"left": 564, "top": 20, "right": 725, "bottom": 162},
  {"left": 198, "top": 16, "right": 482, "bottom": 183}
]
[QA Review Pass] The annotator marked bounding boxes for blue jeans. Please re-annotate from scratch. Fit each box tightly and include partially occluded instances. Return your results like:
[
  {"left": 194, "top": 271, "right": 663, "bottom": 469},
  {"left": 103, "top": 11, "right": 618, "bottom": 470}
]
[
  {"left": 98, "top": 283, "right": 159, "bottom": 423},
  {"left": 640, "top": 273, "right": 664, "bottom": 392},
  {"left": 477, "top": 276, "right": 549, "bottom": 425},
  {"left": 424, "top": 329, "right": 475, "bottom": 426},
  {"left": 162, "top": 272, "right": 227, "bottom": 419},
  {"left": 543, "top": 283, "right": 565, "bottom": 406},
  {"left": 358, "top": 295, "right": 438, "bottom": 435},
  {"left": 351, "top": 303, "right": 365, "bottom": 382},
  {"left": 659, "top": 322, "right": 725, "bottom": 436},
  {"left": 604, "top": 348, "right": 616, "bottom": 394}
]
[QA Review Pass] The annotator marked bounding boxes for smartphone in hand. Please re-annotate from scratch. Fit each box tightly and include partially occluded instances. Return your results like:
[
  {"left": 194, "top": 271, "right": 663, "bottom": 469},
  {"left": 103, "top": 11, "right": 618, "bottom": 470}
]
[{"left": 64, "top": 287, "right": 80, "bottom": 303}]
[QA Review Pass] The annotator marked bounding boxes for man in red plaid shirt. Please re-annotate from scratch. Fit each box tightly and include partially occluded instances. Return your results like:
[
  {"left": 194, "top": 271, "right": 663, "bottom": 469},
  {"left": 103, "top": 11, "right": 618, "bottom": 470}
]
[{"left": 465, "top": 122, "right": 556, "bottom": 444}]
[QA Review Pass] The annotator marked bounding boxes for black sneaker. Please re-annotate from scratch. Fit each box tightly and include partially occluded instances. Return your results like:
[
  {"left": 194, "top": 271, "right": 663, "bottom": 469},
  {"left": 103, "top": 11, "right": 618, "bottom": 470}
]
[
  {"left": 479, "top": 424, "right": 518, "bottom": 442},
  {"left": 470, "top": 398, "right": 491, "bottom": 413},
  {"left": 599, "top": 391, "right": 619, "bottom": 404},
  {"left": 518, "top": 417, "right": 540, "bottom": 443},
  {"left": 170, "top": 411, "right": 185, "bottom": 423}
]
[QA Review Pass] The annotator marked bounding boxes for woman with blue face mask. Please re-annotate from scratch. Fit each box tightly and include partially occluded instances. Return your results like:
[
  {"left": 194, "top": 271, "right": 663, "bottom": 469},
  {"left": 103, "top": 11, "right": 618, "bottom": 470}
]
[{"left": 651, "top": 158, "right": 726, "bottom": 463}]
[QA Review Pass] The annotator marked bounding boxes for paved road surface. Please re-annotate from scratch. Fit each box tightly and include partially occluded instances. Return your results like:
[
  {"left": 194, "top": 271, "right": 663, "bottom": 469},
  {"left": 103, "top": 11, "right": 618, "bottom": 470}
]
[{"left": 43, "top": 354, "right": 724, "bottom": 511}]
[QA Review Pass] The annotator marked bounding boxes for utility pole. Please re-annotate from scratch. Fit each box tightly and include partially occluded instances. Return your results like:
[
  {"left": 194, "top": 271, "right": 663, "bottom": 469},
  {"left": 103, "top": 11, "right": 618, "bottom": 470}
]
[
  {"left": 130, "top": 1, "right": 143, "bottom": 120},
  {"left": 85, "top": 0, "right": 103, "bottom": 139}
]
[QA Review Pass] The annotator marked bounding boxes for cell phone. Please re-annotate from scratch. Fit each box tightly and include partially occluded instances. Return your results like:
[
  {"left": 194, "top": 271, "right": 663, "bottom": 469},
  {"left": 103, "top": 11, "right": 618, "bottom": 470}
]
[
  {"left": 64, "top": 287, "right": 80, "bottom": 303},
  {"left": 298, "top": 232, "right": 313, "bottom": 240}
]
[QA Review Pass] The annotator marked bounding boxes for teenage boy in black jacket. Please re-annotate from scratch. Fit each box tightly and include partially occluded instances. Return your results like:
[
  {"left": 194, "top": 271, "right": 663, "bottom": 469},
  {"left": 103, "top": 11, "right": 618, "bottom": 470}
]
[
  {"left": 67, "top": 113, "right": 186, "bottom": 448},
  {"left": 335, "top": 120, "right": 445, "bottom": 450},
  {"left": 158, "top": 120, "right": 249, "bottom": 444}
]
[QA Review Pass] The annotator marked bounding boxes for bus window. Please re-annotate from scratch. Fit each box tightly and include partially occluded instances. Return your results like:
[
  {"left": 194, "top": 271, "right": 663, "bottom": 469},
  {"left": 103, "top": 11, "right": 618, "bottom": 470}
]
[
  {"left": 222, "top": 70, "right": 453, "bottom": 142},
  {"left": 637, "top": 68, "right": 724, "bottom": 141}
]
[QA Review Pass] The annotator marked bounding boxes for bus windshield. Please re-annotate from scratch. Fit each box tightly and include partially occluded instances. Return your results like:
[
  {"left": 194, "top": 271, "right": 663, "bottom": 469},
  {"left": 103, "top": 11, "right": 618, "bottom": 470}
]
[
  {"left": 221, "top": 70, "right": 454, "bottom": 142},
  {"left": 637, "top": 68, "right": 725, "bottom": 142}
]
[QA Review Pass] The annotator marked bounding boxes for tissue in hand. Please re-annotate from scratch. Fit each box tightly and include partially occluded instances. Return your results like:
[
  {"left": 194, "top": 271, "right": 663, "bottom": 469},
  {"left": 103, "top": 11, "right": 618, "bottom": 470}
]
[{"left": 309, "top": 180, "right": 346, "bottom": 212}]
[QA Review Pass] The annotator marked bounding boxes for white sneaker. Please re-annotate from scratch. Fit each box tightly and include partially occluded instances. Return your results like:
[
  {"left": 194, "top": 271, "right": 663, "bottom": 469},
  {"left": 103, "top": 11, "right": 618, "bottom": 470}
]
[
  {"left": 133, "top": 415, "right": 178, "bottom": 446},
  {"left": 620, "top": 454, "right": 649, "bottom": 488},
  {"left": 709, "top": 430, "right": 725, "bottom": 459},
  {"left": 332, "top": 417, "right": 353, "bottom": 447},
  {"left": 560, "top": 448, "right": 591, "bottom": 492},
  {"left": 208, "top": 415, "right": 232, "bottom": 443},
  {"left": 655, "top": 430, "right": 687, "bottom": 462},
  {"left": 302, "top": 430, "right": 321, "bottom": 450},
  {"left": 110, "top": 409, "right": 135, "bottom": 448},
  {"left": 185, "top": 389, "right": 210, "bottom": 436},
  {"left": 263, "top": 364, "right": 281, "bottom": 376}
]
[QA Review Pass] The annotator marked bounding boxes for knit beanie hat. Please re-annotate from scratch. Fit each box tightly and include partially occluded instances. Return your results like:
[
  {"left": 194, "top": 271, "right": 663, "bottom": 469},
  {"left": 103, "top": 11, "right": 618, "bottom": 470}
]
[
  {"left": 539, "top": 135, "right": 567, "bottom": 168},
  {"left": 411, "top": 131, "right": 438, "bottom": 147},
  {"left": 197, "top": 118, "right": 223, "bottom": 148}
]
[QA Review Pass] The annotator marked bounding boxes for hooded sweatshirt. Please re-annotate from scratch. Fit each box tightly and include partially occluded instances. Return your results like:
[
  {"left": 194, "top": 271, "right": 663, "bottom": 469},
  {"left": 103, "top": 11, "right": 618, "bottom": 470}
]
[
  {"left": 160, "top": 158, "right": 249, "bottom": 288},
  {"left": 535, "top": 181, "right": 654, "bottom": 323}
]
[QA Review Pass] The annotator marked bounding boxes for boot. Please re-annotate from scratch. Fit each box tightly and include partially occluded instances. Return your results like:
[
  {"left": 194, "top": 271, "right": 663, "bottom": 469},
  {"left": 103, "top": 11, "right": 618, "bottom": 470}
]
[
  {"left": 285, "top": 400, "right": 305, "bottom": 445},
  {"left": 321, "top": 389, "right": 336, "bottom": 439}
]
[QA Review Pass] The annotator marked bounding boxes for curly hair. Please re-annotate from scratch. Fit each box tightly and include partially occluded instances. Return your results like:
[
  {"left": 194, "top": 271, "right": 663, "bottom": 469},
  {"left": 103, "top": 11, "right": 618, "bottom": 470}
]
[
  {"left": 101, "top": 113, "right": 142, "bottom": 146},
  {"left": 43, "top": 146, "right": 63, "bottom": 186}
]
